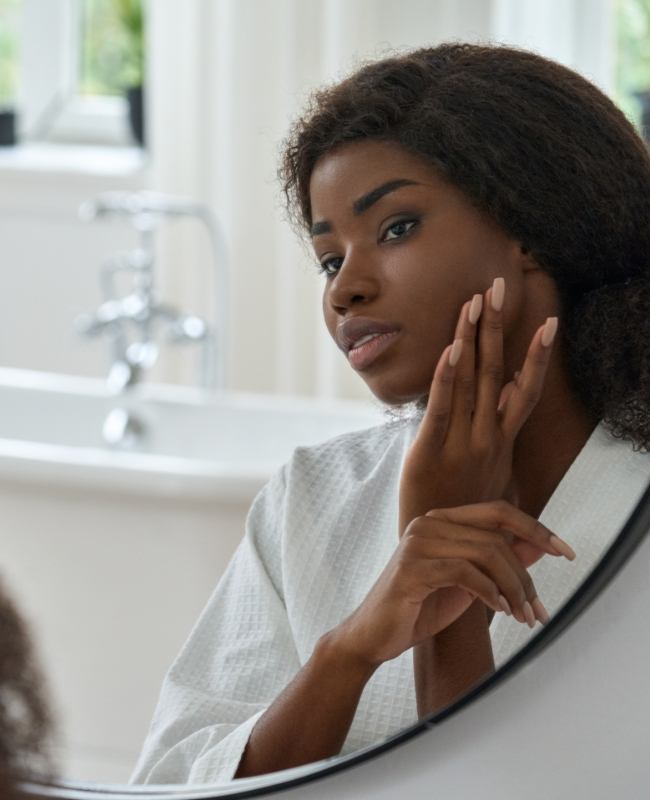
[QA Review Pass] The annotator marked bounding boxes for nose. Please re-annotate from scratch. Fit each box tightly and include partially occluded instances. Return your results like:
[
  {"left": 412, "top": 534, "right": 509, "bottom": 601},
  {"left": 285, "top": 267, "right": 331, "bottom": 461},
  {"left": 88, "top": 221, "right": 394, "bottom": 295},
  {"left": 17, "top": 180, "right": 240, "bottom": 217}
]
[{"left": 326, "top": 249, "right": 380, "bottom": 312}]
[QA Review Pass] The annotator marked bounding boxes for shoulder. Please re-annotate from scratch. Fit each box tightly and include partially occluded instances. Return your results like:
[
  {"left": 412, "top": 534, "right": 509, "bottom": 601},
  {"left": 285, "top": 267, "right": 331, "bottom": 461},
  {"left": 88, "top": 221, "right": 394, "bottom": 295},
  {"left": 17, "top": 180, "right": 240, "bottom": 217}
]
[
  {"left": 288, "top": 416, "right": 415, "bottom": 484},
  {"left": 246, "top": 416, "right": 416, "bottom": 548}
]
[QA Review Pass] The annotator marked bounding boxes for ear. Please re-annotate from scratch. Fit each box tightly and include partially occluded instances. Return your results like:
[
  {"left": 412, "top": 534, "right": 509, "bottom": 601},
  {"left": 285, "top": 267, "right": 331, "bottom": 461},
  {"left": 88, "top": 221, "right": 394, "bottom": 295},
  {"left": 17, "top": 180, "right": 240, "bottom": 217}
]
[{"left": 518, "top": 243, "right": 543, "bottom": 275}]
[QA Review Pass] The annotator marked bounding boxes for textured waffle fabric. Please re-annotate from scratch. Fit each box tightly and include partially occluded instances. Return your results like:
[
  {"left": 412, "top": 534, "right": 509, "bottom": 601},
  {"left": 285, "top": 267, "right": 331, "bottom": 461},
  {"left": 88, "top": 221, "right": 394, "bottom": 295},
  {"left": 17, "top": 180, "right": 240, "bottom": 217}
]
[{"left": 131, "top": 417, "right": 650, "bottom": 785}]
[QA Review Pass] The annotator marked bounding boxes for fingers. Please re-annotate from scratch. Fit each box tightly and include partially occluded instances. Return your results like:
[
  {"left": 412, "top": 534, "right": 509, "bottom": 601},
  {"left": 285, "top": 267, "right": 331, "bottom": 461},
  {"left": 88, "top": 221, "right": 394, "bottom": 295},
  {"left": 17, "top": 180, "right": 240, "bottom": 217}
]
[
  {"left": 417, "top": 292, "right": 482, "bottom": 446},
  {"left": 406, "top": 524, "right": 547, "bottom": 626},
  {"left": 496, "top": 378, "right": 517, "bottom": 415},
  {"left": 473, "top": 277, "right": 505, "bottom": 435},
  {"left": 418, "top": 277, "right": 558, "bottom": 448},
  {"left": 459, "top": 276, "right": 557, "bottom": 443},
  {"left": 416, "top": 338, "right": 462, "bottom": 447},
  {"left": 415, "top": 557, "right": 504, "bottom": 615},
  {"left": 447, "top": 293, "right": 482, "bottom": 436},
  {"left": 425, "top": 499, "right": 577, "bottom": 561},
  {"left": 500, "top": 317, "right": 558, "bottom": 440}
]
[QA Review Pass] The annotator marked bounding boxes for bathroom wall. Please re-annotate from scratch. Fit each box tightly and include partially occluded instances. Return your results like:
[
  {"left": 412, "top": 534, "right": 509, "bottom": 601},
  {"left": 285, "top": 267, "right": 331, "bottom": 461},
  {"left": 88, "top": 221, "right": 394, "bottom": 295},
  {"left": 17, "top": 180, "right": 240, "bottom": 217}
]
[
  {"left": 0, "top": 155, "right": 145, "bottom": 381},
  {"left": 0, "top": 0, "right": 613, "bottom": 402}
]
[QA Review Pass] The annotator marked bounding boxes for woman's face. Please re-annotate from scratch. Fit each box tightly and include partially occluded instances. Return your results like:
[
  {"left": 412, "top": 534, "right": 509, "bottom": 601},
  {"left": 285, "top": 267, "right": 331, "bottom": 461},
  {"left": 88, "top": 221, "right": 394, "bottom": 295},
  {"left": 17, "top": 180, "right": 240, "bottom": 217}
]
[{"left": 309, "top": 139, "right": 531, "bottom": 406}]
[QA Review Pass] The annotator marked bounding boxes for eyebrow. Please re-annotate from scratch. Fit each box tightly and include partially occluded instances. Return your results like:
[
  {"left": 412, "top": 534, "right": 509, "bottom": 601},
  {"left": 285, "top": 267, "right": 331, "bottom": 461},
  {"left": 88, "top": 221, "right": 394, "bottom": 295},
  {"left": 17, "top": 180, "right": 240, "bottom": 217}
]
[{"left": 310, "top": 178, "right": 421, "bottom": 237}]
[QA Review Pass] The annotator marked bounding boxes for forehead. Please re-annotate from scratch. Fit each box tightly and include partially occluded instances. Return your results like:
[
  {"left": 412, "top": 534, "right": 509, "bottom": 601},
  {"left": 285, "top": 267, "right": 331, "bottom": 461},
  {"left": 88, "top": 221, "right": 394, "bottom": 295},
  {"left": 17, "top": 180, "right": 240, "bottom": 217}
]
[{"left": 309, "top": 140, "right": 446, "bottom": 215}]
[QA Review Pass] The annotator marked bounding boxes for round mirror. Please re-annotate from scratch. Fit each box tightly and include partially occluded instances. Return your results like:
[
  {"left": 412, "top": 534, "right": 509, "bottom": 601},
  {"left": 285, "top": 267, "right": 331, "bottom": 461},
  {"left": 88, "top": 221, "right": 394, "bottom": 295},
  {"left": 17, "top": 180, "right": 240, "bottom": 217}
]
[
  {"left": 2, "top": 1, "right": 650, "bottom": 798},
  {"left": 17, "top": 478, "right": 650, "bottom": 798}
]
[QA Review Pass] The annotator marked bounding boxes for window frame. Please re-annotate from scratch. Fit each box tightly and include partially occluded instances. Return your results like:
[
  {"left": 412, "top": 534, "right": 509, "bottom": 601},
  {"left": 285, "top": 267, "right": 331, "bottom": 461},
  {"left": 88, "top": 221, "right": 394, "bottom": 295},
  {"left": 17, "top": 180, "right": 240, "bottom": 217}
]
[{"left": 18, "top": 0, "right": 136, "bottom": 148}]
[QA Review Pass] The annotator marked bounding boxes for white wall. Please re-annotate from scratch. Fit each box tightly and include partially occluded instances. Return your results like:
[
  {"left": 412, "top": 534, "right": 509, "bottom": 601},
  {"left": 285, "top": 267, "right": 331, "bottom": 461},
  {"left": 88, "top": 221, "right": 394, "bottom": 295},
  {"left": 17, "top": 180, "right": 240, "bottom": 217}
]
[
  {"left": 146, "top": 0, "right": 498, "bottom": 400},
  {"left": 0, "top": 154, "right": 146, "bottom": 378},
  {"left": 0, "top": 0, "right": 614, "bottom": 400}
]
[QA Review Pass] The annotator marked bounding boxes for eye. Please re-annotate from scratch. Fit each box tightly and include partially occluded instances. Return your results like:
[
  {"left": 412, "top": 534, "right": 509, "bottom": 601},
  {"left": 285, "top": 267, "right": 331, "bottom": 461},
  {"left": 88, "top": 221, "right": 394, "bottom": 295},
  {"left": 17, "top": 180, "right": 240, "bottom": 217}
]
[
  {"left": 315, "top": 217, "right": 419, "bottom": 278},
  {"left": 381, "top": 218, "right": 419, "bottom": 241},
  {"left": 316, "top": 256, "right": 343, "bottom": 278}
]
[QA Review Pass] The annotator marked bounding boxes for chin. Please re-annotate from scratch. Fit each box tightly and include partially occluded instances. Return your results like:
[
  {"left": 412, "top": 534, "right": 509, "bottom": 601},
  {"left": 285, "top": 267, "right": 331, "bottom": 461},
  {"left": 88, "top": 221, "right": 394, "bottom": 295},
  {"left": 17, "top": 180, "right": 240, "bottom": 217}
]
[{"left": 367, "top": 380, "right": 430, "bottom": 411}]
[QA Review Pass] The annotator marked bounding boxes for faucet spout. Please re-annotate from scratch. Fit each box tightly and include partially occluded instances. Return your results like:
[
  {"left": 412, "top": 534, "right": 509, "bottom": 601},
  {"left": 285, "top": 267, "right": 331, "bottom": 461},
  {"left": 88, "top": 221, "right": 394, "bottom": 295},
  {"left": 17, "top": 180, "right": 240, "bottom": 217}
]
[{"left": 76, "top": 189, "right": 228, "bottom": 426}]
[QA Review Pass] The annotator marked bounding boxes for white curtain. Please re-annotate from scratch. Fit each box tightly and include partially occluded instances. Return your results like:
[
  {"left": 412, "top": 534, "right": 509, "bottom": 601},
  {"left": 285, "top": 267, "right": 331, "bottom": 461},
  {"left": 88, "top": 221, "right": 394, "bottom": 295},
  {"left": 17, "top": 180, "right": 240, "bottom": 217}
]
[
  {"left": 146, "top": 0, "right": 613, "bottom": 401},
  {"left": 491, "top": 0, "right": 613, "bottom": 93}
]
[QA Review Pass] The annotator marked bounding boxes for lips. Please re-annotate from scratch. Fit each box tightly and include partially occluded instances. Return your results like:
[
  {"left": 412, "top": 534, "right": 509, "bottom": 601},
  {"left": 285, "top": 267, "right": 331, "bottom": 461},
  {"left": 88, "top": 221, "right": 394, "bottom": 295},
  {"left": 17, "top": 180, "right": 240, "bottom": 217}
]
[
  {"left": 348, "top": 331, "right": 400, "bottom": 370},
  {"left": 335, "top": 317, "right": 401, "bottom": 353}
]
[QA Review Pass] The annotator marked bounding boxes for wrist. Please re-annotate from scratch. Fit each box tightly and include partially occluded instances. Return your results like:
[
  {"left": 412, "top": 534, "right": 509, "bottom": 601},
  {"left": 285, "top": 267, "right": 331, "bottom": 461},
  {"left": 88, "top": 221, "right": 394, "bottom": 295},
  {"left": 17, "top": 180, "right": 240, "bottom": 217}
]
[{"left": 316, "top": 628, "right": 381, "bottom": 683}]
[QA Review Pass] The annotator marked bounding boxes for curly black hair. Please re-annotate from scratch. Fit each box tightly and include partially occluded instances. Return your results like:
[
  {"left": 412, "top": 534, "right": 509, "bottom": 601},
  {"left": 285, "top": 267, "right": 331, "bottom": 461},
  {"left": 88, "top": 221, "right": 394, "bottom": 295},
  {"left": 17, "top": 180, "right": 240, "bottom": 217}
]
[
  {"left": 279, "top": 42, "right": 650, "bottom": 453},
  {"left": 0, "top": 577, "right": 56, "bottom": 796}
]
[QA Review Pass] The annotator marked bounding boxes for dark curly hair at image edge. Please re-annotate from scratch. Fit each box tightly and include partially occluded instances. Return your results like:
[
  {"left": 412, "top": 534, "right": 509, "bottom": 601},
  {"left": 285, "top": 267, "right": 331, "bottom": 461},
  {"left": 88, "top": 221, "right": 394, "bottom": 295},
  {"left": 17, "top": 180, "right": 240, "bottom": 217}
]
[
  {"left": 0, "top": 579, "right": 56, "bottom": 796},
  {"left": 279, "top": 42, "right": 650, "bottom": 453}
]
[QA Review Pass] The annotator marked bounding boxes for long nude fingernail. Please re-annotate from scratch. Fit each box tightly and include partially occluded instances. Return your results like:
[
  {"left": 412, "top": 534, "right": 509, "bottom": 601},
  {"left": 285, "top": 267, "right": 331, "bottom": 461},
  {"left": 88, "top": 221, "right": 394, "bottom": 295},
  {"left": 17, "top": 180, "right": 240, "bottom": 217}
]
[
  {"left": 491, "top": 277, "right": 505, "bottom": 312},
  {"left": 448, "top": 338, "right": 463, "bottom": 366},
  {"left": 498, "top": 594, "right": 512, "bottom": 615},
  {"left": 531, "top": 597, "right": 551, "bottom": 625},
  {"left": 541, "top": 316, "right": 558, "bottom": 347},
  {"left": 523, "top": 601, "right": 536, "bottom": 628},
  {"left": 549, "top": 534, "right": 576, "bottom": 561},
  {"left": 468, "top": 293, "right": 483, "bottom": 324}
]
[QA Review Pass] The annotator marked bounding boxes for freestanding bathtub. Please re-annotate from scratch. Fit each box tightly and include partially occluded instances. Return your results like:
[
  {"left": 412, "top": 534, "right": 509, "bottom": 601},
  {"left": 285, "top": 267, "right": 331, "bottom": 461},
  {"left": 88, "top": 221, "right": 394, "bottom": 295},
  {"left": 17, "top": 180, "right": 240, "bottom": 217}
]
[{"left": 0, "top": 367, "right": 385, "bottom": 784}]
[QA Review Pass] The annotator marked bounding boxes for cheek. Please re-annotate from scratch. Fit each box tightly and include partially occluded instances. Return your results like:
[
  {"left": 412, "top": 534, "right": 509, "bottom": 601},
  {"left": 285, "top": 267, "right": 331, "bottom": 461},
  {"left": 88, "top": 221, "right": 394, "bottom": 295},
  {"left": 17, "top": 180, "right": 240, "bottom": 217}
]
[
  {"left": 409, "top": 288, "right": 467, "bottom": 344},
  {"left": 322, "top": 291, "right": 336, "bottom": 337}
]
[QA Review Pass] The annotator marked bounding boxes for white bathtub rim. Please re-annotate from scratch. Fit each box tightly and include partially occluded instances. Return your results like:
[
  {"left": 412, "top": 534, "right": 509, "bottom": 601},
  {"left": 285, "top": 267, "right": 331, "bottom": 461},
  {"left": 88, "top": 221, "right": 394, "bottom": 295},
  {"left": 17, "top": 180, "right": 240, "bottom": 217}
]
[
  {"left": 0, "top": 438, "right": 272, "bottom": 502},
  {"left": 0, "top": 365, "right": 386, "bottom": 418},
  {"left": 0, "top": 366, "right": 389, "bottom": 501}
]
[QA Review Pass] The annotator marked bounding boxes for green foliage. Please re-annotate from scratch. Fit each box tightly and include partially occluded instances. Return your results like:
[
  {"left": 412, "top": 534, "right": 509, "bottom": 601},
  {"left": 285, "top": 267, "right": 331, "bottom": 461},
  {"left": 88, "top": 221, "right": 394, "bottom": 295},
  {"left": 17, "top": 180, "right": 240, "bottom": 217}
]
[
  {"left": 116, "top": 0, "right": 144, "bottom": 86},
  {"left": 615, "top": 0, "right": 650, "bottom": 132},
  {"left": 0, "top": 0, "right": 20, "bottom": 106},
  {"left": 0, "top": 0, "right": 146, "bottom": 104},
  {"left": 79, "top": 0, "right": 144, "bottom": 96}
]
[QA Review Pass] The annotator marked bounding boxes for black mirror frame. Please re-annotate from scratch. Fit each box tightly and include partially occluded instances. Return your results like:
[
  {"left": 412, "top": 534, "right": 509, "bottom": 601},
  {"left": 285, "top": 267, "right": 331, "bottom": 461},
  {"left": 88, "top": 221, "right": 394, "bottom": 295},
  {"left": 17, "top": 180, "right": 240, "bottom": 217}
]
[{"left": 22, "top": 475, "right": 650, "bottom": 800}]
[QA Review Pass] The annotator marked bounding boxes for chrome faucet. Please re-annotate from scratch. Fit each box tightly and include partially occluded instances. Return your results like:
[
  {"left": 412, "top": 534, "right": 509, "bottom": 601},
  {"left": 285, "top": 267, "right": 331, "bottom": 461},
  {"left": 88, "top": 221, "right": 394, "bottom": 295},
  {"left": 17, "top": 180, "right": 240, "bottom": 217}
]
[{"left": 75, "top": 191, "right": 229, "bottom": 447}]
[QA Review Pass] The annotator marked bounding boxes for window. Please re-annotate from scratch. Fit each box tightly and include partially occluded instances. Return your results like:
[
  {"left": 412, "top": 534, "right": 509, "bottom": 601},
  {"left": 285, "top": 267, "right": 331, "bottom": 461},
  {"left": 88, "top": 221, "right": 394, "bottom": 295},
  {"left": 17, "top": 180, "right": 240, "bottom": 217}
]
[
  {"left": 4, "top": 0, "right": 145, "bottom": 147},
  {"left": 0, "top": 0, "right": 20, "bottom": 109},
  {"left": 79, "top": 0, "right": 143, "bottom": 98},
  {"left": 614, "top": 0, "right": 650, "bottom": 141}
]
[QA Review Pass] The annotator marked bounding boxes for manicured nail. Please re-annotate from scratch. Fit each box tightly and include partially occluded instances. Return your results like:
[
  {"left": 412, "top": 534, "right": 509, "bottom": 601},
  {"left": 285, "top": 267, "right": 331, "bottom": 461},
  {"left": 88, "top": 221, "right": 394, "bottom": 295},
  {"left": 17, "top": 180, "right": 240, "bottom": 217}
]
[
  {"left": 498, "top": 594, "right": 512, "bottom": 615},
  {"left": 549, "top": 534, "right": 576, "bottom": 561},
  {"left": 531, "top": 597, "right": 551, "bottom": 625},
  {"left": 468, "top": 293, "right": 483, "bottom": 325},
  {"left": 541, "top": 316, "right": 558, "bottom": 347},
  {"left": 448, "top": 338, "right": 463, "bottom": 367},
  {"left": 523, "top": 601, "right": 536, "bottom": 628},
  {"left": 490, "top": 277, "right": 505, "bottom": 312}
]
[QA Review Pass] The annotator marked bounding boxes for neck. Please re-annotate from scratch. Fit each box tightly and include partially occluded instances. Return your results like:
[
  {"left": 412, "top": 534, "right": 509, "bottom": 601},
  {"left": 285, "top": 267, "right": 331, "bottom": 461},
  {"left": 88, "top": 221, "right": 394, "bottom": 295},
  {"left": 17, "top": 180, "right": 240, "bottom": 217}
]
[
  {"left": 510, "top": 369, "right": 597, "bottom": 519},
  {"left": 502, "top": 265, "right": 600, "bottom": 519}
]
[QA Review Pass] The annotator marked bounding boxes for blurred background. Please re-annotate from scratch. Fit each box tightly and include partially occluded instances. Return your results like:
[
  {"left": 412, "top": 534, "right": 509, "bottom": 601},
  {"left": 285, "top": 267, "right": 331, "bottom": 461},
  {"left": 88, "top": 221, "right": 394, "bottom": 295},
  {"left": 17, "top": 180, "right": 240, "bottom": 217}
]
[
  {"left": 1, "top": 0, "right": 649, "bottom": 786},
  {"left": 0, "top": 0, "right": 646, "bottom": 404}
]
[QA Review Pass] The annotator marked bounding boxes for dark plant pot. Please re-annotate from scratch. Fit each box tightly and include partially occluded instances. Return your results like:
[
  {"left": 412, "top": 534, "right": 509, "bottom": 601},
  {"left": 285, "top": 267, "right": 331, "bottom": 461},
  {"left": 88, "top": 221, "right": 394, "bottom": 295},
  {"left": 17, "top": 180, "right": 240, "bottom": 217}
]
[
  {"left": 126, "top": 85, "right": 145, "bottom": 147},
  {"left": 0, "top": 109, "right": 16, "bottom": 146}
]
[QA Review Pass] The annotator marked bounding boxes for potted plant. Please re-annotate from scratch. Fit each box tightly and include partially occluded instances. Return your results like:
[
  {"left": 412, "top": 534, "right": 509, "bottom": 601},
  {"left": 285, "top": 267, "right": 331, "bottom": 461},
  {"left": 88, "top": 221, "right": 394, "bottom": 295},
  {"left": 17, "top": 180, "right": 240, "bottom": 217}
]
[
  {"left": 0, "top": 0, "right": 19, "bottom": 145},
  {"left": 117, "top": 0, "right": 145, "bottom": 146}
]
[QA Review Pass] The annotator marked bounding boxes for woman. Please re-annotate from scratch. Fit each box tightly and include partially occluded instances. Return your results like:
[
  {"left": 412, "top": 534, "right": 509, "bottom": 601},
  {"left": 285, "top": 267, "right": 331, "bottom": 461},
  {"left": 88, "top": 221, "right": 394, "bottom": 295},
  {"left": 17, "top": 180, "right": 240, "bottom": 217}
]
[
  {"left": 132, "top": 42, "right": 650, "bottom": 785},
  {"left": 0, "top": 577, "right": 56, "bottom": 797}
]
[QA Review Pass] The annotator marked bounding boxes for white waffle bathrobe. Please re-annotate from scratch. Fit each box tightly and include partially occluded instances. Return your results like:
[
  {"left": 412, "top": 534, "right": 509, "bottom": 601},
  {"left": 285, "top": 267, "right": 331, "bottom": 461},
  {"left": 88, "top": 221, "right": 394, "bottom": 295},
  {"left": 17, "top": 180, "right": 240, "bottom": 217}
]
[{"left": 131, "top": 416, "right": 650, "bottom": 785}]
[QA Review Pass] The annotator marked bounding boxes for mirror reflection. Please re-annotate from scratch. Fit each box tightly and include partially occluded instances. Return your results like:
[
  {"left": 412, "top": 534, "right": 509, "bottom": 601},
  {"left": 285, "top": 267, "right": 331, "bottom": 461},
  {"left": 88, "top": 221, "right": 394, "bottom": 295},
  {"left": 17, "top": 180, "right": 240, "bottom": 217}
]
[{"left": 1, "top": 0, "right": 650, "bottom": 794}]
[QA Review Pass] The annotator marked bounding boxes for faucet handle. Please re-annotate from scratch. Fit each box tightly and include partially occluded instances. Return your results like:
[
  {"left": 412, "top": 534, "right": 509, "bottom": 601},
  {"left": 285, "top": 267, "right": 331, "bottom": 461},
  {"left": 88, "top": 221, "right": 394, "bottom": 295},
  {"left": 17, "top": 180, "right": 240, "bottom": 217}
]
[
  {"left": 163, "top": 314, "right": 209, "bottom": 343},
  {"left": 74, "top": 304, "right": 123, "bottom": 337},
  {"left": 126, "top": 340, "right": 159, "bottom": 369},
  {"left": 105, "top": 341, "right": 158, "bottom": 394},
  {"left": 75, "top": 295, "right": 151, "bottom": 339},
  {"left": 107, "top": 360, "right": 137, "bottom": 394}
]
